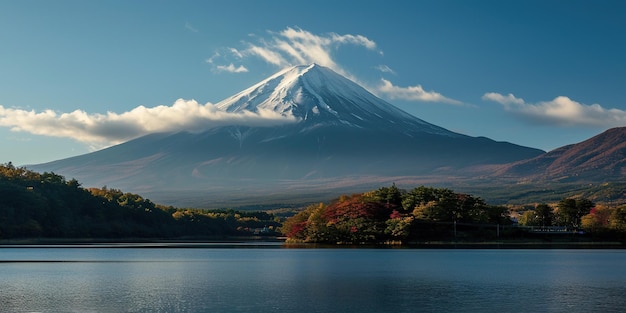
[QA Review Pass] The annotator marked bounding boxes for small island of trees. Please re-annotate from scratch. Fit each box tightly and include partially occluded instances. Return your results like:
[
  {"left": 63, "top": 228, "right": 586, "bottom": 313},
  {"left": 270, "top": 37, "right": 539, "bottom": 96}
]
[{"left": 281, "top": 184, "right": 626, "bottom": 244}]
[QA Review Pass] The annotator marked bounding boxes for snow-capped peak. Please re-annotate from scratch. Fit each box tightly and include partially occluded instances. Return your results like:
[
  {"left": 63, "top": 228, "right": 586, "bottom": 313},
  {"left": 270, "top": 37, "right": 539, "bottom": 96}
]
[
  {"left": 215, "top": 64, "right": 331, "bottom": 116},
  {"left": 215, "top": 64, "right": 458, "bottom": 136}
]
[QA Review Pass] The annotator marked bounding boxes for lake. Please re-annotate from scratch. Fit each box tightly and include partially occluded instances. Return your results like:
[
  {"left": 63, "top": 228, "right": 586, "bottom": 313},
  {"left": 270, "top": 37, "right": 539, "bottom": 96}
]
[{"left": 1, "top": 244, "right": 625, "bottom": 312}]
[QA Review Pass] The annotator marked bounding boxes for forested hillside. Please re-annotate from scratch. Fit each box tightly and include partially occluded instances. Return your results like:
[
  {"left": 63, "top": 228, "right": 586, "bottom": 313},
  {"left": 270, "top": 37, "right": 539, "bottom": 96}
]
[{"left": 0, "top": 163, "right": 279, "bottom": 239}]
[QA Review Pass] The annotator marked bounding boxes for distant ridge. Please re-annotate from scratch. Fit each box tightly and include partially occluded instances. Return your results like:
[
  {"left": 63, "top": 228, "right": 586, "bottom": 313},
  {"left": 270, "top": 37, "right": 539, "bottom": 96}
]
[{"left": 493, "top": 127, "right": 626, "bottom": 182}]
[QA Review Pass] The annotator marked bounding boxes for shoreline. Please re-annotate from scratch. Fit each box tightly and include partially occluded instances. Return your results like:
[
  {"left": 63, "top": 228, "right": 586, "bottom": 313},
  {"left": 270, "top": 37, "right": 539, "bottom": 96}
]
[{"left": 1, "top": 237, "right": 624, "bottom": 249}]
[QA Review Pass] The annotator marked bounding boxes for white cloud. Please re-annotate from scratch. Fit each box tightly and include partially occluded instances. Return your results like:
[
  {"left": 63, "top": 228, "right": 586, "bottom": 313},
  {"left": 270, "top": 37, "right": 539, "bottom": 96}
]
[
  {"left": 209, "top": 27, "right": 460, "bottom": 105},
  {"left": 375, "top": 65, "right": 396, "bottom": 75},
  {"left": 228, "top": 48, "right": 244, "bottom": 58},
  {"left": 483, "top": 92, "right": 626, "bottom": 127},
  {"left": 216, "top": 63, "right": 248, "bottom": 73},
  {"left": 247, "top": 45, "right": 287, "bottom": 67},
  {"left": 211, "top": 27, "right": 381, "bottom": 78},
  {"left": 205, "top": 52, "right": 219, "bottom": 64},
  {"left": 0, "top": 100, "right": 297, "bottom": 147},
  {"left": 482, "top": 92, "right": 525, "bottom": 105},
  {"left": 377, "top": 79, "right": 463, "bottom": 105}
]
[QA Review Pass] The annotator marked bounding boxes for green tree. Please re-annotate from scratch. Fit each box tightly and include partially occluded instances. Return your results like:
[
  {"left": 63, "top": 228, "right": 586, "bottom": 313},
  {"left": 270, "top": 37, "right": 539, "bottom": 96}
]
[
  {"left": 609, "top": 205, "right": 626, "bottom": 231},
  {"left": 304, "top": 203, "right": 331, "bottom": 242},
  {"left": 483, "top": 205, "right": 511, "bottom": 225},
  {"left": 534, "top": 203, "right": 553, "bottom": 227},
  {"left": 373, "top": 183, "right": 403, "bottom": 207},
  {"left": 385, "top": 215, "right": 413, "bottom": 241},
  {"left": 402, "top": 186, "right": 445, "bottom": 211},
  {"left": 404, "top": 187, "right": 458, "bottom": 221},
  {"left": 557, "top": 198, "right": 594, "bottom": 229},
  {"left": 518, "top": 210, "right": 539, "bottom": 226}
]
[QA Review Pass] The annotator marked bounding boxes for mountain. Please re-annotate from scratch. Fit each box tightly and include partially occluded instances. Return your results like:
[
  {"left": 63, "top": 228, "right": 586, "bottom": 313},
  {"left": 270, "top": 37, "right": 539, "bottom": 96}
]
[
  {"left": 215, "top": 63, "right": 452, "bottom": 136},
  {"left": 30, "top": 64, "right": 544, "bottom": 207},
  {"left": 492, "top": 127, "right": 626, "bottom": 182}
]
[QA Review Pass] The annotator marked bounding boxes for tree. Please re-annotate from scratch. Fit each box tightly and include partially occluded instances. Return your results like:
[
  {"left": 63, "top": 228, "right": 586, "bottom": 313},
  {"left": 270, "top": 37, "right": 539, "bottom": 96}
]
[
  {"left": 581, "top": 206, "right": 612, "bottom": 232},
  {"left": 557, "top": 198, "right": 594, "bottom": 229},
  {"left": 402, "top": 186, "right": 441, "bottom": 211},
  {"left": 534, "top": 204, "right": 553, "bottom": 227},
  {"left": 518, "top": 210, "right": 539, "bottom": 226},
  {"left": 373, "top": 183, "right": 403, "bottom": 207},
  {"left": 322, "top": 194, "right": 392, "bottom": 243},
  {"left": 304, "top": 203, "right": 331, "bottom": 242},
  {"left": 609, "top": 205, "right": 626, "bottom": 231},
  {"left": 385, "top": 214, "right": 413, "bottom": 241},
  {"left": 484, "top": 205, "right": 511, "bottom": 225},
  {"left": 455, "top": 193, "right": 489, "bottom": 223},
  {"left": 281, "top": 203, "right": 321, "bottom": 241},
  {"left": 412, "top": 201, "right": 439, "bottom": 219}
]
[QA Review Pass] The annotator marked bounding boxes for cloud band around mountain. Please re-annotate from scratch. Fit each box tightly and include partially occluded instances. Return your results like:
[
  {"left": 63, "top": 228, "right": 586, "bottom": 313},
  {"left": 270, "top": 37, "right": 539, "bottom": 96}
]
[
  {"left": 0, "top": 100, "right": 297, "bottom": 147},
  {"left": 483, "top": 92, "right": 626, "bottom": 127}
]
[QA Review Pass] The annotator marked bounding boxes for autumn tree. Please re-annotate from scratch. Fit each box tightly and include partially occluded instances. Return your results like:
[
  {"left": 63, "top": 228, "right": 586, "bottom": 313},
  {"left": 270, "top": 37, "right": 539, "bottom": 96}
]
[
  {"left": 610, "top": 205, "right": 626, "bottom": 231},
  {"left": 385, "top": 209, "right": 413, "bottom": 241},
  {"left": 581, "top": 206, "right": 612, "bottom": 232}
]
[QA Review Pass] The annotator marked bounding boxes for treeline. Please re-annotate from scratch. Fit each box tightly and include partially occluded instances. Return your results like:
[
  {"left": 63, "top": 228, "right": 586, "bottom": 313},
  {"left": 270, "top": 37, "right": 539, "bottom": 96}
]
[
  {"left": 281, "top": 184, "right": 626, "bottom": 244},
  {"left": 0, "top": 163, "right": 280, "bottom": 239},
  {"left": 518, "top": 199, "right": 626, "bottom": 240},
  {"left": 4, "top": 162, "right": 625, "bottom": 243}
]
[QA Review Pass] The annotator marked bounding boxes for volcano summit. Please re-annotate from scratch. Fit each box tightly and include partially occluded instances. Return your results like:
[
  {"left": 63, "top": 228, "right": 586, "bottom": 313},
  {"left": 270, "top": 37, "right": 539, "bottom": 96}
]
[{"left": 31, "top": 64, "right": 544, "bottom": 207}]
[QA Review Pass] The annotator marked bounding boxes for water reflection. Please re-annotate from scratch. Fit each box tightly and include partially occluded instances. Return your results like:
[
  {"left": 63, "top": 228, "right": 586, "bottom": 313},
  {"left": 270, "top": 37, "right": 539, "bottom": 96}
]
[{"left": 1, "top": 248, "right": 625, "bottom": 312}]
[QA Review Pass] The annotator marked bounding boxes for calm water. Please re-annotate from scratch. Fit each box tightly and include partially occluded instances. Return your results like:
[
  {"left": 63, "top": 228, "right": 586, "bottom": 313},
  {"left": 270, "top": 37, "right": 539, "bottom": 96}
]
[{"left": 1, "top": 245, "right": 625, "bottom": 313}]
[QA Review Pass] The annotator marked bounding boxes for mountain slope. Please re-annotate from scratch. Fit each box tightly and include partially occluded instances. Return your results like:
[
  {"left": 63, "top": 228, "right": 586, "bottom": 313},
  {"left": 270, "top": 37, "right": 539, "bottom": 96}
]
[
  {"left": 215, "top": 64, "right": 454, "bottom": 136},
  {"left": 30, "top": 64, "right": 544, "bottom": 207},
  {"left": 493, "top": 127, "right": 626, "bottom": 182}
]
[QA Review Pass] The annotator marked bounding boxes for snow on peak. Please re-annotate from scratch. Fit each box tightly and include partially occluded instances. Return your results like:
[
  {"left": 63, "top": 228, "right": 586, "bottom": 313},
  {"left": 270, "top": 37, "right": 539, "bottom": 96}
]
[
  {"left": 215, "top": 64, "right": 328, "bottom": 116},
  {"left": 214, "top": 64, "right": 458, "bottom": 136},
  {"left": 216, "top": 63, "right": 390, "bottom": 118}
]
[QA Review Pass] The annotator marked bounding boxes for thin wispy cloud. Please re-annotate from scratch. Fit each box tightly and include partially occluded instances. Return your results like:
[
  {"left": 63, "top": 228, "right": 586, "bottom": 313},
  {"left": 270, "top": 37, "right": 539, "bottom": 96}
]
[
  {"left": 205, "top": 52, "right": 219, "bottom": 64},
  {"left": 0, "top": 100, "right": 297, "bottom": 147},
  {"left": 210, "top": 27, "right": 380, "bottom": 78},
  {"left": 184, "top": 22, "right": 199, "bottom": 33},
  {"left": 482, "top": 92, "right": 525, "bottom": 106},
  {"left": 211, "top": 27, "right": 459, "bottom": 104},
  {"left": 377, "top": 79, "right": 463, "bottom": 105},
  {"left": 483, "top": 92, "right": 626, "bottom": 127},
  {"left": 216, "top": 63, "right": 248, "bottom": 73},
  {"left": 375, "top": 65, "right": 396, "bottom": 75}
]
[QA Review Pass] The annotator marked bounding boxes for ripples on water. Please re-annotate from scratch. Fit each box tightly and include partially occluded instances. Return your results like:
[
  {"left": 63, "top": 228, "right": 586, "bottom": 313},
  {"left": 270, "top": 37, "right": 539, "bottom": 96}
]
[{"left": 1, "top": 245, "right": 625, "bottom": 312}]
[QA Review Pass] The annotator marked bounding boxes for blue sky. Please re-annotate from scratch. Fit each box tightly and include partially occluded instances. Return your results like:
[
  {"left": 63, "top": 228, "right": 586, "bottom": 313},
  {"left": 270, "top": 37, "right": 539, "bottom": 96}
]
[{"left": 1, "top": 0, "right": 625, "bottom": 165}]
